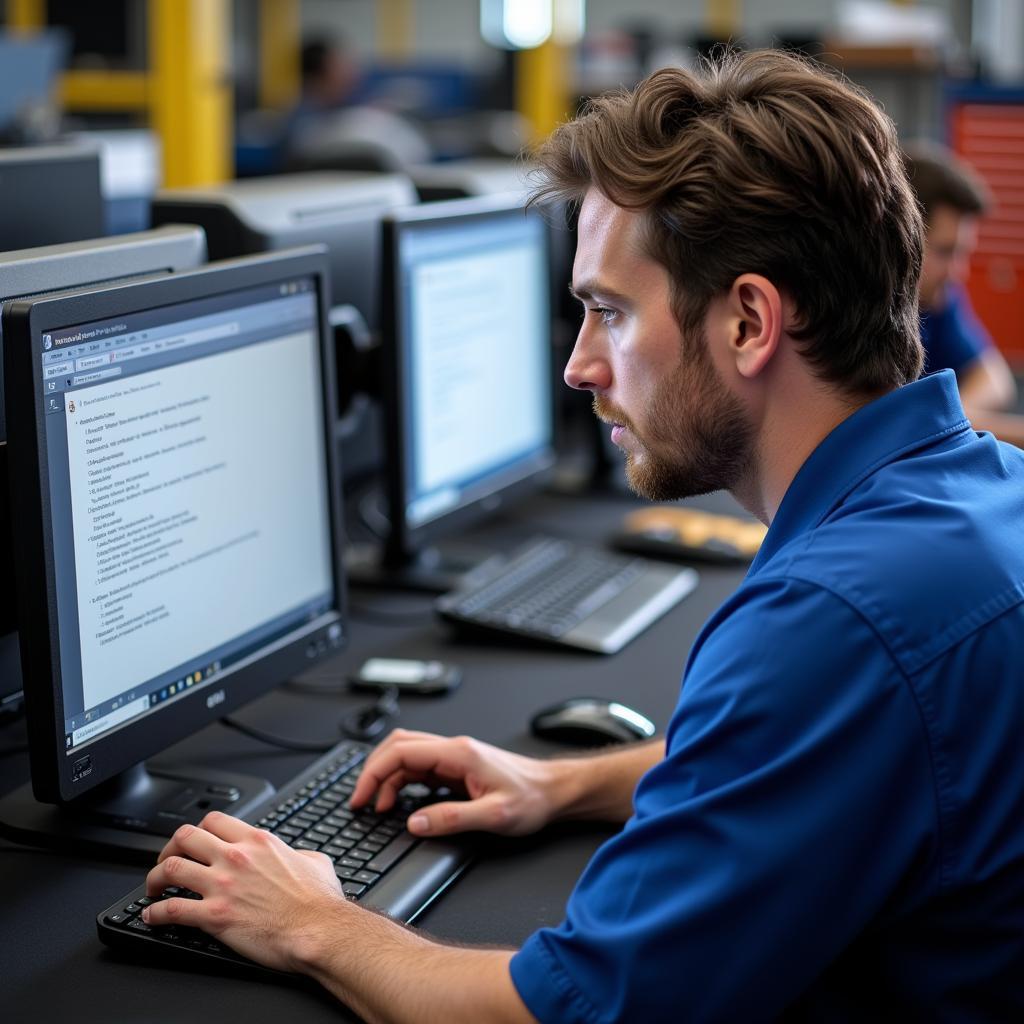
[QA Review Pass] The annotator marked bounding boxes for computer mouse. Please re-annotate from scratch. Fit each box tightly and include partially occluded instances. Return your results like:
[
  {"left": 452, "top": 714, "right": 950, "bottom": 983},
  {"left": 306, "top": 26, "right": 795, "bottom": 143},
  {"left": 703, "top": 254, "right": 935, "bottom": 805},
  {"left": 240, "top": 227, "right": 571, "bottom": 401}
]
[{"left": 529, "top": 697, "right": 657, "bottom": 746}]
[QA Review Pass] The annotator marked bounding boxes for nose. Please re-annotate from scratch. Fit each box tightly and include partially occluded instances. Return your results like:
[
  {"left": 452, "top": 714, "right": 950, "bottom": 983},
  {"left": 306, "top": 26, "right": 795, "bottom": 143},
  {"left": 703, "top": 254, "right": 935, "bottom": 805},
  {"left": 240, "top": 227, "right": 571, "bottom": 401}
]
[{"left": 564, "top": 322, "right": 611, "bottom": 393}]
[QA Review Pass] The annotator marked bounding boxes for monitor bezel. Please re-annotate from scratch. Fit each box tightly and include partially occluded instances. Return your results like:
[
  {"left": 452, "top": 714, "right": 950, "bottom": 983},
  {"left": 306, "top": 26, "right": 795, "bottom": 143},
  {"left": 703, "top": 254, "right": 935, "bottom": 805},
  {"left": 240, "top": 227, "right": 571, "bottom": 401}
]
[
  {"left": 3, "top": 249, "right": 347, "bottom": 804},
  {"left": 380, "top": 195, "right": 557, "bottom": 567}
]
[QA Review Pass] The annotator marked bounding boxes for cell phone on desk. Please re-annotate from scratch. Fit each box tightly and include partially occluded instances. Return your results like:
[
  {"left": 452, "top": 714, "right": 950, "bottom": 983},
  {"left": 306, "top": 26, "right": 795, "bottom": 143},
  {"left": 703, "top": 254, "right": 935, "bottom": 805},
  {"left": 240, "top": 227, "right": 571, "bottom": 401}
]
[{"left": 350, "top": 658, "right": 462, "bottom": 695}]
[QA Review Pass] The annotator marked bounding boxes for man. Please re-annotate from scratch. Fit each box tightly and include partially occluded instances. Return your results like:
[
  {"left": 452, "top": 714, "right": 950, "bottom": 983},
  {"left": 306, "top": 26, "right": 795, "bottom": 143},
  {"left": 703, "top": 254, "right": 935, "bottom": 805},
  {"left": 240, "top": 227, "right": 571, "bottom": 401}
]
[
  {"left": 903, "top": 141, "right": 1024, "bottom": 446},
  {"left": 141, "top": 51, "right": 1024, "bottom": 1021}
]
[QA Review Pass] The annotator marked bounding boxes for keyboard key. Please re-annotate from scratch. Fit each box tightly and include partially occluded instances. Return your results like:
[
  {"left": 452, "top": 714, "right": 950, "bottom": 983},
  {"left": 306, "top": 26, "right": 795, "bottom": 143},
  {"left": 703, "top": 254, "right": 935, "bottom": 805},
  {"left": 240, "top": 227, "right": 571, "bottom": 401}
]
[
  {"left": 366, "top": 832, "right": 417, "bottom": 874},
  {"left": 342, "top": 882, "right": 366, "bottom": 898}
]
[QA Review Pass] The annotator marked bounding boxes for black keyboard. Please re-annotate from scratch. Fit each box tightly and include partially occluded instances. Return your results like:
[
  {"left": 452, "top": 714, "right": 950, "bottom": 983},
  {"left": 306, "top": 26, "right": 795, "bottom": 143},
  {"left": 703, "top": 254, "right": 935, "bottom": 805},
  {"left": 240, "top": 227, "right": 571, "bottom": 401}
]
[
  {"left": 98, "top": 738, "right": 473, "bottom": 975},
  {"left": 436, "top": 537, "right": 699, "bottom": 654}
]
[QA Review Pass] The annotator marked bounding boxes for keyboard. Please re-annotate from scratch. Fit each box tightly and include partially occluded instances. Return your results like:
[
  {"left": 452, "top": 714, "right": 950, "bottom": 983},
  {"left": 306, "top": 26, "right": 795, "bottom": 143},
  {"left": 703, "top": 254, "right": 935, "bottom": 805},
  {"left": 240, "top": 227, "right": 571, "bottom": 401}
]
[
  {"left": 97, "top": 738, "right": 473, "bottom": 975},
  {"left": 435, "top": 537, "right": 699, "bottom": 654}
]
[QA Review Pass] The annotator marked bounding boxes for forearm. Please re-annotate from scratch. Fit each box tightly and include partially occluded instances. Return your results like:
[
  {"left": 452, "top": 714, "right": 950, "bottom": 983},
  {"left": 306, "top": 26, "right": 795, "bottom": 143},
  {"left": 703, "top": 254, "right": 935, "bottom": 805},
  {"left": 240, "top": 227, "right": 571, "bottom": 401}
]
[
  {"left": 297, "top": 902, "right": 534, "bottom": 1024},
  {"left": 544, "top": 738, "right": 664, "bottom": 824}
]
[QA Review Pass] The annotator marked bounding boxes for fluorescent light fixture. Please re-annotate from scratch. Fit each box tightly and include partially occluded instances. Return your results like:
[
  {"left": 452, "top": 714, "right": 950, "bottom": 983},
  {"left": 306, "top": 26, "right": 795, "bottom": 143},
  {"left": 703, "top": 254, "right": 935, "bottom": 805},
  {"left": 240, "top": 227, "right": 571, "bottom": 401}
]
[{"left": 481, "top": 0, "right": 553, "bottom": 50}]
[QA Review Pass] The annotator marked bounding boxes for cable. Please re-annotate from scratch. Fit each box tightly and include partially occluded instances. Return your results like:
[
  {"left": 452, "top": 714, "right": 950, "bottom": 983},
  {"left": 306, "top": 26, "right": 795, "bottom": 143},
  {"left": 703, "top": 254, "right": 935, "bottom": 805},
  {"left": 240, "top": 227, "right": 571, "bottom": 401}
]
[
  {"left": 220, "top": 686, "right": 400, "bottom": 752},
  {"left": 219, "top": 716, "right": 337, "bottom": 753},
  {"left": 356, "top": 487, "right": 392, "bottom": 541}
]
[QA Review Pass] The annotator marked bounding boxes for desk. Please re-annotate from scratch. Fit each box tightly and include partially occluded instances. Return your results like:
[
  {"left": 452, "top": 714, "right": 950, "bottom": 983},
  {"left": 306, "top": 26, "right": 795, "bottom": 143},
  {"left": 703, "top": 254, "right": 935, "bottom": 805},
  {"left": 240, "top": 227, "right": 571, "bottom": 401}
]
[{"left": 0, "top": 487, "right": 747, "bottom": 1023}]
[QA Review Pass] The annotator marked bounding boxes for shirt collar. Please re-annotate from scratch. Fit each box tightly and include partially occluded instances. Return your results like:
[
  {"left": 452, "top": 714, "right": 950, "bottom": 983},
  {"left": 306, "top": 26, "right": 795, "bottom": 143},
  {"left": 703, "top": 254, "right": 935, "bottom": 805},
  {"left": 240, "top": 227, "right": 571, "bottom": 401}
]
[{"left": 749, "top": 370, "right": 970, "bottom": 574}]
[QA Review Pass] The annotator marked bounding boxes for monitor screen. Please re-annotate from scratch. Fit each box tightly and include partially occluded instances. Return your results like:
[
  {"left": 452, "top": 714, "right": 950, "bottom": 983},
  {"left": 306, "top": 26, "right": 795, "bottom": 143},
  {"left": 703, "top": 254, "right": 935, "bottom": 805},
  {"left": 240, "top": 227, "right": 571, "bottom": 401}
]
[
  {"left": 381, "top": 197, "right": 555, "bottom": 568},
  {"left": 0, "top": 227, "right": 207, "bottom": 717},
  {"left": 3, "top": 250, "right": 345, "bottom": 809}
]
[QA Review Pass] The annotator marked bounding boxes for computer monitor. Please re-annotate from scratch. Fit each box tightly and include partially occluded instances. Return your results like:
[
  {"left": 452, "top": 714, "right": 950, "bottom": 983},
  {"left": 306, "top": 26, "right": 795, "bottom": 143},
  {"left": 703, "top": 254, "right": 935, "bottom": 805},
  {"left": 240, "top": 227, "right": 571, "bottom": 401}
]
[
  {"left": 0, "top": 145, "right": 105, "bottom": 250},
  {"left": 373, "top": 195, "right": 556, "bottom": 587},
  {"left": 0, "top": 226, "right": 207, "bottom": 719},
  {"left": 151, "top": 172, "right": 417, "bottom": 333},
  {"left": 0, "top": 249, "right": 345, "bottom": 857},
  {"left": 151, "top": 172, "right": 418, "bottom": 482}
]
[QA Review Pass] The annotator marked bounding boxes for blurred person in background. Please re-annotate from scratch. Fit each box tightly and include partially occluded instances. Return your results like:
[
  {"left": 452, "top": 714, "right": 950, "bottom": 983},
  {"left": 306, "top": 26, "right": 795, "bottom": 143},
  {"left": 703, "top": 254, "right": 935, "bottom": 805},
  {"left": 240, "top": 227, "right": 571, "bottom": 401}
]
[
  {"left": 904, "top": 142, "right": 1024, "bottom": 446},
  {"left": 286, "top": 33, "right": 430, "bottom": 173}
]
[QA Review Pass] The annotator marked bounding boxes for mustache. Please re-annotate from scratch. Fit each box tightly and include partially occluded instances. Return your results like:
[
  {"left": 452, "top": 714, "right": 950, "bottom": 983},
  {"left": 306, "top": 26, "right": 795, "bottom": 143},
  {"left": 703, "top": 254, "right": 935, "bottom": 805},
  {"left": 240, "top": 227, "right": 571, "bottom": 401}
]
[{"left": 592, "top": 395, "right": 637, "bottom": 434}]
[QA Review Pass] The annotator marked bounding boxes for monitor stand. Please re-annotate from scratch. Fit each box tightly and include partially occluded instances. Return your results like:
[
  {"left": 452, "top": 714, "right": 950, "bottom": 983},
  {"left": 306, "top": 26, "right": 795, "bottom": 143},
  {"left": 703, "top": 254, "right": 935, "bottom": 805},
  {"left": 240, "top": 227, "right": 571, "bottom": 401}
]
[
  {"left": 345, "top": 541, "right": 501, "bottom": 595},
  {"left": 0, "top": 762, "right": 274, "bottom": 863}
]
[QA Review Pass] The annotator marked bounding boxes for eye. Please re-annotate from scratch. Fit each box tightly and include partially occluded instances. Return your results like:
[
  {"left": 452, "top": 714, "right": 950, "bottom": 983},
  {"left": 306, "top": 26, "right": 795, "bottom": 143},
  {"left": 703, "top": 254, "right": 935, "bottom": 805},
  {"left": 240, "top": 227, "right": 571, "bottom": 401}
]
[{"left": 588, "top": 305, "right": 619, "bottom": 326}]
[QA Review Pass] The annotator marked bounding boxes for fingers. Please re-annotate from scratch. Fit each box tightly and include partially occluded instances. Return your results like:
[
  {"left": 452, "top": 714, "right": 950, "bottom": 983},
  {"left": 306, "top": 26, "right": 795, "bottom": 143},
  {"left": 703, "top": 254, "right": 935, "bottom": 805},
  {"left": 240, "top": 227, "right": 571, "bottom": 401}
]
[
  {"left": 196, "top": 810, "right": 256, "bottom": 843},
  {"left": 156, "top": 821, "right": 228, "bottom": 866},
  {"left": 407, "top": 792, "right": 511, "bottom": 837},
  {"left": 351, "top": 730, "right": 463, "bottom": 808},
  {"left": 142, "top": 895, "right": 206, "bottom": 929},
  {"left": 146, "top": 852, "right": 210, "bottom": 897}
]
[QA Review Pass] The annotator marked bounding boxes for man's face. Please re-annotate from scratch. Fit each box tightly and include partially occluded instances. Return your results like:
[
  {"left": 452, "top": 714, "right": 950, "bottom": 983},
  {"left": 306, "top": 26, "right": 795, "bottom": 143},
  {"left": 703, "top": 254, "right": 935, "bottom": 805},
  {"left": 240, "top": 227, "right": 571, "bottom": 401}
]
[
  {"left": 919, "top": 204, "right": 979, "bottom": 311},
  {"left": 565, "top": 190, "right": 754, "bottom": 501}
]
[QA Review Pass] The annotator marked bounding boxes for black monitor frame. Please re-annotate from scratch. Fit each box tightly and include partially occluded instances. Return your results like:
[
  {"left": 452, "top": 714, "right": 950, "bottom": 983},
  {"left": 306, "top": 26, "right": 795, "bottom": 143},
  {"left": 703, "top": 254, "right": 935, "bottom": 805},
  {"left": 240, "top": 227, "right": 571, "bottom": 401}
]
[
  {"left": 379, "top": 196, "right": 557, "bottom": 578},
  {"left": 3, "top": 249, "right": 346, "bottom": 813}
]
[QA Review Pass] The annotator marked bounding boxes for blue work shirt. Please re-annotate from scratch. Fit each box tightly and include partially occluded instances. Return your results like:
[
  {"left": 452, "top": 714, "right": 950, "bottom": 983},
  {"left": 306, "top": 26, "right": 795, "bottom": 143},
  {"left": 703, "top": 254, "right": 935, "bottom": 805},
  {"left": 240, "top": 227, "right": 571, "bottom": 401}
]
[
  {"left": 510, "top": 370, "right": 1024, "bottom": 1022},
  {"left": 920, "top": 284, "right": 993, "bottom": 376}
]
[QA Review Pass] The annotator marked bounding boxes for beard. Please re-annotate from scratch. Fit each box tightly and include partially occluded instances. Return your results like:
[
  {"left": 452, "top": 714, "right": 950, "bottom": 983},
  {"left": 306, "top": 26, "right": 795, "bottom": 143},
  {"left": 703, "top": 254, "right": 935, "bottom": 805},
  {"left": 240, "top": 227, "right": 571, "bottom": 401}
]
[{"left": 594, "top": 335, "right": 755, "bottom": 502}]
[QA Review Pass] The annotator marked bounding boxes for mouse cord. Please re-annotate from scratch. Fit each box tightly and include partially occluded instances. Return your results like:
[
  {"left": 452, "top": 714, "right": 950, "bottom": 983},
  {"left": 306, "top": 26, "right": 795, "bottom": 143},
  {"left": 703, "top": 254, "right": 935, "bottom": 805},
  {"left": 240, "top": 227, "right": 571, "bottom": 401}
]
[{"left": 220, "top": 686, "right": 400, "bottom": 751}]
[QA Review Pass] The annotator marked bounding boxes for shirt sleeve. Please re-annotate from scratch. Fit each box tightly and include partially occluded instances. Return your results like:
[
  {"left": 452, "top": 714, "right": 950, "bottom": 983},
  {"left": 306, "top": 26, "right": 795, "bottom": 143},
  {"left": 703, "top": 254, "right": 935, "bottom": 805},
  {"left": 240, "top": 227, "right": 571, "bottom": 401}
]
[
  {"left": 921, "top": 285, "right": 993, "bottom": 377},
  {"left": 509, "top": 577, "right": 940, "bottom": 1024}
]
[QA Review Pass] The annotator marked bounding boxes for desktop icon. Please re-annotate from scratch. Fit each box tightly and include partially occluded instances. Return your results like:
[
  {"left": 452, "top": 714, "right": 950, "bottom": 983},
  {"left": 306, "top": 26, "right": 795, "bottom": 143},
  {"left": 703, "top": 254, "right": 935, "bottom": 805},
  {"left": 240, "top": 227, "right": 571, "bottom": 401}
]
[{"left": 43, "top": 334, "right": 52, "bottom": 350}]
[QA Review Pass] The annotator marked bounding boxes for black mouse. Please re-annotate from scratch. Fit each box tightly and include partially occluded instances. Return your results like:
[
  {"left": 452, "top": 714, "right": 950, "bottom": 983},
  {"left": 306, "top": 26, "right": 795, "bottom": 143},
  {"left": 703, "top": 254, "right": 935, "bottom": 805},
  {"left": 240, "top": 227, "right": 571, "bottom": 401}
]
[{"left": 530, "top": 697, "right": 656, "bottom": 746}]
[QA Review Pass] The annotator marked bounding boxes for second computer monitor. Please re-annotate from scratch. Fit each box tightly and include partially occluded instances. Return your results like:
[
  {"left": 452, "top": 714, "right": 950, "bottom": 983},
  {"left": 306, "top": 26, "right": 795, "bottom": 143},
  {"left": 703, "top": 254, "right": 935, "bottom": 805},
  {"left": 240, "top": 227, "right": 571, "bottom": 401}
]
[
  {"left": 0, "top": 145, "right": 105, "bottom": 251},
  {"left": 381, "top": 195, "right": 555, "bottom": 570}
]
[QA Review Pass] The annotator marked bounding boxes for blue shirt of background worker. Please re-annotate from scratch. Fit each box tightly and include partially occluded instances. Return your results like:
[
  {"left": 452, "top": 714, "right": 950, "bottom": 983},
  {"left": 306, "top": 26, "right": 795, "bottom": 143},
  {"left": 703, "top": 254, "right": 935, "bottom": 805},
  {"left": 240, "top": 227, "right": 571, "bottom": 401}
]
[
  {"left": 904, "top": 142, "right": 1024, "bottom": 447},
  {"left": 920, "top": 282, "right": 993, "bottom": 376},
  {"left": 511, "top": 370, "right": 1024, "bottom": 1021}
]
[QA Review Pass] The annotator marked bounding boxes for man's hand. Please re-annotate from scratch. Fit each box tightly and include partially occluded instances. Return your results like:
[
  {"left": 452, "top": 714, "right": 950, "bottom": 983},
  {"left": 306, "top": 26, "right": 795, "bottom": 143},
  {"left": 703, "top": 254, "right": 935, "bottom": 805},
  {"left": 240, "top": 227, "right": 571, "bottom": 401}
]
[
  {"left": 351, "top": 728, "right": 665, "bottom": 836},
  {"left": 141, "top": 812, "right": 536, "bottom": 1023},
  {"left": 142, "top": 812, "right": 349, "bottom": 973},
  {"left": 350, "top": 729, "right": 559, "bottom": 837}
]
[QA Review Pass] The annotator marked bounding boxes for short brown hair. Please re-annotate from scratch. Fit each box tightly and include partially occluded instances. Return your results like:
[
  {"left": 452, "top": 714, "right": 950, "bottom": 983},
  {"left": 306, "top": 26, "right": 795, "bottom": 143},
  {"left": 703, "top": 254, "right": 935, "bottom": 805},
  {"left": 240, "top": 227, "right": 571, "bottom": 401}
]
[
  {"left": 531, "top": 49, "right": 924, "bottom": 395},
  {"left": 902, "top": 141, "right": 992, "bottom": 222}
]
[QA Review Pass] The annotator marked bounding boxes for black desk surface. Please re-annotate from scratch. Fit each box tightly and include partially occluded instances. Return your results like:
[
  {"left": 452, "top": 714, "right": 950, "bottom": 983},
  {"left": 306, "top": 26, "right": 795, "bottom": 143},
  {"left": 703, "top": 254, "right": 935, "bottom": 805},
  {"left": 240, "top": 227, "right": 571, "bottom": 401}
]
[{"left": 0, "top": 487, "right": 748, "bottom": 1023}]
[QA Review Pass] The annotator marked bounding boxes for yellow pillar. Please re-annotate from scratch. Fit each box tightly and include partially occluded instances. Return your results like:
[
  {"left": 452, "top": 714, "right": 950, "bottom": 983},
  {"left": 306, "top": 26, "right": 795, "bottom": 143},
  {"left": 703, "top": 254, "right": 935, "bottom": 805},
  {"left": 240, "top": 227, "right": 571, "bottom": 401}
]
[
  {"left": 516, "top": 38, "right": 571, "bottom": 143},
  {"left": 149, "top": 0, "right": 233, "bottom": 187},
  {"left": 7, "top": 0, "right": 44, "bottom": 32},
  {"left": 376, "top": 0, "right": 415, "bottom": 62},
  {"left": 706, "top": 0, "right": 740, "bottom": 40},
  {"left": 258, "top": 0, "right": 300, "bottom": 109}
]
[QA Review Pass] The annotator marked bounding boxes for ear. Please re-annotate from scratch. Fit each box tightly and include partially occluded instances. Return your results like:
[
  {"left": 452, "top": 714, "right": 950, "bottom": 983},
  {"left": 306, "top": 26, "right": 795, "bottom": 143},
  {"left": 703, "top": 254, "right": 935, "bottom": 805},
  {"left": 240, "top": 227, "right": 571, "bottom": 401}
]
[{"left": 725, "top": 274, "right": 783, "bottom": 380}]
